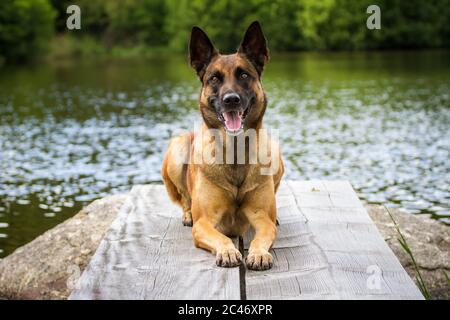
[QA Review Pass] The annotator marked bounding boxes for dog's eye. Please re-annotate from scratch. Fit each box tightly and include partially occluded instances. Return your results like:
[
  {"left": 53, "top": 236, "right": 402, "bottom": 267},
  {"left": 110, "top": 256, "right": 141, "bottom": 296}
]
[
  {"left": 240, "top": 72, "right": 249, "bottom": 80},
  {"left": 210, "top": 76, "right": 220, "bottom": 84}
]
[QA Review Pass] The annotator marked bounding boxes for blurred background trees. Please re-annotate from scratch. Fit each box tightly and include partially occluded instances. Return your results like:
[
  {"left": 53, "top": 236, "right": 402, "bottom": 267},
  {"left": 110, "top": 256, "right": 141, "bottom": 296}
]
[
  {"left": 0, "top": 0, "right": 56, "bottom": 62},
  {"left": 1, "top": 0, "right": 450, "bottom": 63}
]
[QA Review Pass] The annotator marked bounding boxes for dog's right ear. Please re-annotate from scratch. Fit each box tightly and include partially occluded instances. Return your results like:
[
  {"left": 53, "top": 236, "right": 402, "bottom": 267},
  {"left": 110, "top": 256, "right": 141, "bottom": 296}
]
[{"left": 189, "top": 26, "right": 218, "bottom": 80}]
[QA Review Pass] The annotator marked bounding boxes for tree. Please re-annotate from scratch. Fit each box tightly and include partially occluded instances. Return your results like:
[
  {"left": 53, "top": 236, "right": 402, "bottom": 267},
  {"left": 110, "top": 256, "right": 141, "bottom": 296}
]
[{"left": 0, "top": 0, "right": 56, "bottom": 62}]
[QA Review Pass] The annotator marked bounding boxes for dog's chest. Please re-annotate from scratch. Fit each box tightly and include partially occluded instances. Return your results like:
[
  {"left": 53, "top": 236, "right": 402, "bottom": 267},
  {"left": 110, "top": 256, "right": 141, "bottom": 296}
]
[
  {"left": 223, "top": 164, "right": 248, "bottom": 186},
  {"left": 201, "top": 164, "right": 248, "bottom": 189},
  {"left": 201, "top": 163, "right": 253, "bottom": 196}
]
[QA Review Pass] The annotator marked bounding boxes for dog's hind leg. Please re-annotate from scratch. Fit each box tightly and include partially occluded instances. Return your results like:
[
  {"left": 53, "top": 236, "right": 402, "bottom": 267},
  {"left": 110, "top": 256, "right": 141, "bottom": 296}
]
[
  {"left": 162, "top": 168, "right": 192, "bottom": 226},
  {"left": 161, "top": 133, "right": 193, "bottom": 226},
  {"left": 179, "top": 195, "right": 193, "bottom": 227}
]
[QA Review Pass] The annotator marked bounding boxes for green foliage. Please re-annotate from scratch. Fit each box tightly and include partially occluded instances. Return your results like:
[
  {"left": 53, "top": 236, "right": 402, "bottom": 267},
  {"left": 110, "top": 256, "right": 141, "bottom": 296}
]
[
  {"left": 319, "top": 0, "right": 370, "bottom": 50},
  {"left": 0, "top": 0, "right": 56, "bottom": 62},
  {"left": 57, "top": 0, "right": 168, "bottom": 47},
  {"left": 374, "top": 0, "right": 449, "bottom": 49},
  {"left": 165, "top": 0, "right": 254, "bottom": 52},
  {"left": 385, "top": 206, "right": 431, "bottom": 300},
  {"left": 2, "top": 0, "right": 450, "bottom": 62},
  {"left": 164, "top": 0, "right": 450, "bottom": 52},
  {"left": 164, "top": 0, "right": 304, "bottom": 52},
  {"left": 444, "top": 271, "right": 450, "bottom": 286},
  {"left": 297, "top": 0, "right": 335, "bottom": 49},
  {"left": 102, "top": 0, "right": 168, "bottom": 46},
  {"left": 49, "top": 0, "right": 73, "bottom": 32}
]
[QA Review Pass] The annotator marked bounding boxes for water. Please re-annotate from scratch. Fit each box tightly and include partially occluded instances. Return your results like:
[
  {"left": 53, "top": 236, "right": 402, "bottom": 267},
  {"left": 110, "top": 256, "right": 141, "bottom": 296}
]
[{"left": 0, "top": 51, "right": 449, "bottom": 258}]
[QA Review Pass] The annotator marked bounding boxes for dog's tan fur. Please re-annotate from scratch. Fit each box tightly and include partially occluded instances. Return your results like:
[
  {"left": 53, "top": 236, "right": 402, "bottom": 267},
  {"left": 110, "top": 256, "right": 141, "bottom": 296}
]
[{"left": 162, "top": 22, "right": 284, "bottom": 270}]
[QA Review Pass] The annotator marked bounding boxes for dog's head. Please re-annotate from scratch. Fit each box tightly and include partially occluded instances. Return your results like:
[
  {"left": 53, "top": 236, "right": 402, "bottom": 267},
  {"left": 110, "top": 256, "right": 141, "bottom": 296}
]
[{"left": 189, "top": 21, "right": 269, "bottom": 135}]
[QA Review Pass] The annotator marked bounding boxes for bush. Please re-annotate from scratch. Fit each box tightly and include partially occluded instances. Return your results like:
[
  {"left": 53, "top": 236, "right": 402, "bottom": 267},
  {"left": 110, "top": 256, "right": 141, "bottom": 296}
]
[
  {"left": 2, "top": 0, "right": 450, "bottom": 62},
  {"left": 165, "top": 0, "right": 450, "bottom": 52},
  {"left": 53, "top": 0, "right": 168, "bottom": 49},
  {"left": 0, "top": 0, "right": 56, "bottom": 62}
]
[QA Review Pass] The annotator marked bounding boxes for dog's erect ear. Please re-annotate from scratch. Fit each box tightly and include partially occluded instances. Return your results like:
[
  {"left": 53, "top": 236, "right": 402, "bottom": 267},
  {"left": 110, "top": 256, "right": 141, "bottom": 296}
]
[
  {"left": 189, "top": 26, "right": 218, "bottom": 79},
  {"left": 238, "top": 21, "right": 269, "bottom": 75}
]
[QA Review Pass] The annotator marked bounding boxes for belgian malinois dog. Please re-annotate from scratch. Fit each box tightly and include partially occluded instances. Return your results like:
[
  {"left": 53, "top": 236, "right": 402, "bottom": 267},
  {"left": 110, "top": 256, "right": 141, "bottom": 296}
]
[{"left": 162, "top": 21, "right": 284, "bottom": 270}]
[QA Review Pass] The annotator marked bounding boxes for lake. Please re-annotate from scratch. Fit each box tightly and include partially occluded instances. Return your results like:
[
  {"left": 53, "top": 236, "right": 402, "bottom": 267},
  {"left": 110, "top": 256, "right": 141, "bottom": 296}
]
[{"left": 0, "top": 51, "right": 449, "bottom": 258}]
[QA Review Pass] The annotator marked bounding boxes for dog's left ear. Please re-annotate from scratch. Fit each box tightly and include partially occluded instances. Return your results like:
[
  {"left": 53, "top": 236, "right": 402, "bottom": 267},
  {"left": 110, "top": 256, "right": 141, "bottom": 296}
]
[{"left": 238, "top": 21, "right": 269, "bottom": 75}]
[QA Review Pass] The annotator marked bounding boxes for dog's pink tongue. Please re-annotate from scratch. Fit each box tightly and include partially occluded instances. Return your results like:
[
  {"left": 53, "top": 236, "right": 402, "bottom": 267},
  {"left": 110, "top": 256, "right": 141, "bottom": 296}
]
[{"left": 223, "top": 111, "right": 242, "bottom": 131}]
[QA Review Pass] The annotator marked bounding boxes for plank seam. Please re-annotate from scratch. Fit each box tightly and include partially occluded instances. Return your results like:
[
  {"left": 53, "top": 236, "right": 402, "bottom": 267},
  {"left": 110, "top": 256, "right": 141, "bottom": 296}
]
[{"left": 239, "top": 236, "right": 247, "bottom": 300}]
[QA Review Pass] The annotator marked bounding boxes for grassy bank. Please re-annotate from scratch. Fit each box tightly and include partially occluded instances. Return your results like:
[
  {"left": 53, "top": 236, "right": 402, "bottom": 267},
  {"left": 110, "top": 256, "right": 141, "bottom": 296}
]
[{"left": 47, "top": 34, "right": 177, "bottom": 60}]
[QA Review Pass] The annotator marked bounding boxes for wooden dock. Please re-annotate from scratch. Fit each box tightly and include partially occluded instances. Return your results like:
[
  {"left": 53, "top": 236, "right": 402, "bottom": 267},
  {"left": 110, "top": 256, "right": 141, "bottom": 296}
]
[{"left": 69, "top": 181, "right": 423, "bottom": 300}]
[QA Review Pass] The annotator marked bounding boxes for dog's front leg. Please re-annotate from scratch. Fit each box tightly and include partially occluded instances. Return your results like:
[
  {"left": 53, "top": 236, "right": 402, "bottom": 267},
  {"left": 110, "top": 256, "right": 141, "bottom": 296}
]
[
  {"left": 241, "top": 186, "right": 277, "bottom": 271},
  {"left": 192, "top": 217, "right": 242, "bottom": 267},
  {"left": 245, "top": 214, "right": 276, "bottom": 270}
]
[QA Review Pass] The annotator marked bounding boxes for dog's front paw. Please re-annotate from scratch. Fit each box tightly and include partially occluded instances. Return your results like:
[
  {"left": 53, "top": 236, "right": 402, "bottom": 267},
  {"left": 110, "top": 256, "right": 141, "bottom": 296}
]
[
  {"left": 216, "top": 247, "right": 242, "bottom": 268},
  {"left": 182, "top": 211, "right": 193, "bottom": 227},
  {"left": 246, "top": 250, "right": 273, "bottom": 271}
]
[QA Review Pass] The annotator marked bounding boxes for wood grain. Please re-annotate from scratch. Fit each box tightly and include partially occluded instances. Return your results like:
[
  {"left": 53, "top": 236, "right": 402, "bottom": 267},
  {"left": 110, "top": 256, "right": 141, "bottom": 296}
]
[
  {"left": 243, "top": 180, "right": 423, "bottom": 300},
  {"left": 70, "top": 181, "right": 424, "bottom": 300},
  {"left": 69, "top": 185, "right": 240, "bottom": 300}
]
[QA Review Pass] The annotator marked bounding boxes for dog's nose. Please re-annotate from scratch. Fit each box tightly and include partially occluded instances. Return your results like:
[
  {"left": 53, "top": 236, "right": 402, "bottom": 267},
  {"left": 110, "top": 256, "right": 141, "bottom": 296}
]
[{"left": 223, "top": 93, "right": 241, "bottom": 106}]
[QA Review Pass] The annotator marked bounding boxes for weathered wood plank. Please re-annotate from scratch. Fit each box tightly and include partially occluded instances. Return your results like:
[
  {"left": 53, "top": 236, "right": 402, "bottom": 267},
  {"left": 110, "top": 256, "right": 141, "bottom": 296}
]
[
  {"left": 244, "top": 180, "right": 423, "bottom": 300},
  {"left": 71, "top": 181, "right": 423, "bottom": 300},
  {"left": 69, "top": 185, "right": 240, "bottom": 300}
]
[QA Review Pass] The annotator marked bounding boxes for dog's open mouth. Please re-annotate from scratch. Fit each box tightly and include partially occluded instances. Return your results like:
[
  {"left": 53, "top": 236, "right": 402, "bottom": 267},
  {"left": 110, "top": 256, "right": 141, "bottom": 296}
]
[{"left": 218, "top": 107, "right": 250, "bottom": 136}]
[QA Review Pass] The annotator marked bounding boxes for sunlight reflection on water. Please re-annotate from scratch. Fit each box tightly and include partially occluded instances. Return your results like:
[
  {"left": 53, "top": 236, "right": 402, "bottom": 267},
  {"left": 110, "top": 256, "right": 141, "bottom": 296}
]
[{"left": 0, "top": 52, "right": 449, "bottom": 257}]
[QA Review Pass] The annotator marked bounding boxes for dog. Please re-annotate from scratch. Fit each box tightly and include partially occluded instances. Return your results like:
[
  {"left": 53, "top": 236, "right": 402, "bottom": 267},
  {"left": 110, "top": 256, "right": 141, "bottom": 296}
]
[{"left": 161, "top": 21, "right": 284, "bottom": 271}]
